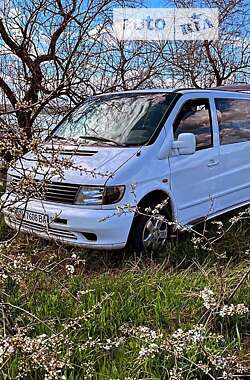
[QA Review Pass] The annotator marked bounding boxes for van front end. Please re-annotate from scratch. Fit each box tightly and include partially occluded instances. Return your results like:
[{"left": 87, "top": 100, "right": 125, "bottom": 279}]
[
  {"left": 2, "top": 193, "right": 134, "bottom": 249},
  {"left": 2, "top": 167, "right": 136, "bottom": 249},
  {"left": 1, "top": 91, "right": 179, "bottom": 252}
]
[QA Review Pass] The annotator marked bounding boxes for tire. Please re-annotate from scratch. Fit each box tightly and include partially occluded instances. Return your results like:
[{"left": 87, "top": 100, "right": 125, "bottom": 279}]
[{"left": 128, "top": 201, "right": 172, "bottom": 253}]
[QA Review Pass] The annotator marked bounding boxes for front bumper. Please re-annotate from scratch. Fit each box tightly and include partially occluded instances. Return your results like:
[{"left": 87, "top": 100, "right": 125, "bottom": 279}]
[{"left": 3, "top": 197, "right": 134, "bottom": 250}]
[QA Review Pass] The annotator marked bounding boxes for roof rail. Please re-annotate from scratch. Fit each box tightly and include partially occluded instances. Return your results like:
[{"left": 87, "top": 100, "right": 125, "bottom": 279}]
[
  {"left": 174, "top": 84, "right": 250, "bottom": 93},
  {"left": 173, "top": 83, "right": 250, "bottom": 92},
  {"left": 213, "top": 84, "right": 250, "bottom": 92}
]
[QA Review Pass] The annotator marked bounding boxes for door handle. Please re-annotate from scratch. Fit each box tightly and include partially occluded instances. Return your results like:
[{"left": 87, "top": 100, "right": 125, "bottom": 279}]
[{"left": 207, "top": 159, "right": 219, "bottom": 167}]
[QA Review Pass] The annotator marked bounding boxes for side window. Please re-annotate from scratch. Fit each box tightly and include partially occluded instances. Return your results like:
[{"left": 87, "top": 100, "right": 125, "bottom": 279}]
[
  {"left": 174, "top": 99, "right": 212, "bottom": 150},
  {"left": 215, "top": 98, "right": 250, "bottom": 145}
]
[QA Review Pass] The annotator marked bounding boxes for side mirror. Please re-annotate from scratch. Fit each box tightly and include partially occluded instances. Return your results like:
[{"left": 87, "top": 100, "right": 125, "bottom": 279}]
[{"left": 172, "top": 133, "right": 196, "bottom": 155}]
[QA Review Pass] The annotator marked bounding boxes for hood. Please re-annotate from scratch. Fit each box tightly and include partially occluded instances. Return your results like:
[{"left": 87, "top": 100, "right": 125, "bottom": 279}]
[{"left": 10, "top": 144, "right": 138, "bottom": 185}]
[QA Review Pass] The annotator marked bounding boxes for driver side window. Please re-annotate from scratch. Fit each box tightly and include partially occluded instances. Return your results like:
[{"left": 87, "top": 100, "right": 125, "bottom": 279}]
[{"left": 173, "top": 99, "right": 213, "bottom": 150}]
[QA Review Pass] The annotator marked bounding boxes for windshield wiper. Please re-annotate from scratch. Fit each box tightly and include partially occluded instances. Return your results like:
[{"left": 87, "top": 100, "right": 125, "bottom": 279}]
[
  {"left": 50, "top": 135, "right": 68, "bottom": 141},
  {"left": 50, "top": 135, "right": 78, "bottom": 143},
  {"left": 78, "top": 136, "right": 126, "bottom": 147},
  {"left": 50, "top": 135, "right": 126, "bottom": 147}
]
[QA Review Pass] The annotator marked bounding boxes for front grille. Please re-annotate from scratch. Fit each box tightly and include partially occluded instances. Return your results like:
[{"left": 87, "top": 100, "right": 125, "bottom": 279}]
[
  {"left": 11, "top": 175, "right": 80, "bottom": 204},
  {"left": 43, "top": 182, "right": 80, "bottom": 204},
  {"left": 9, "top": 217, "right": 77, "bottom": 240}
]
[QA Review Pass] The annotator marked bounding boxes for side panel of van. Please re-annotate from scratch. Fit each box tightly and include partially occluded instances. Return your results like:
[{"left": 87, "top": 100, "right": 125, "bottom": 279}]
[{"left": 211, "top": 96, "right": 250, "bottom": 211}]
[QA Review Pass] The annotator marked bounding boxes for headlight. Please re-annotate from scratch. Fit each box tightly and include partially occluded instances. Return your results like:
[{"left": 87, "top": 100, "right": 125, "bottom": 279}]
[{"left": 75, "top": 185, "right": 125, "bottom": 205}]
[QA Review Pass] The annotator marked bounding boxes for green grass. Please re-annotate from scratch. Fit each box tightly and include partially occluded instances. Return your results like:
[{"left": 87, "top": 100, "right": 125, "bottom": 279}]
[
  {"left": 0, "top": 208, "right": 249, "bottom": 379},
  {"left": 3, "top": 258, "right": 250, "bottom": 379}
]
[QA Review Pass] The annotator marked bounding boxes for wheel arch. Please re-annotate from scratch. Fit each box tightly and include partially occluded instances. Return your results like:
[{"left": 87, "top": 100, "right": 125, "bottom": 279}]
[
  {"left": 126, "top": 189, "right": 176, "bottom": 246},
  {"left": 137, "top": 189, "right": 175, "bottom": 216}
]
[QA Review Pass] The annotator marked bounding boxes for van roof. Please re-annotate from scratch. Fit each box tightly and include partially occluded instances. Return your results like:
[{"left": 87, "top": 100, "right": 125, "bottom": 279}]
[
  {"left": 175, "top": 87, "right": 250, "bottom": 96},
  {"left": 99, "top": 85, "right": 250, "bottom": 97},
  {"left": 175, "top": 84, "right": 250, "bottom": 95}
]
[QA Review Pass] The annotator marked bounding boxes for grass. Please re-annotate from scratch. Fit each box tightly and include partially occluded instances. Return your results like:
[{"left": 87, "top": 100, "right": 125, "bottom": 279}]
[{"left": 0, "top": 207, "right": 249, "bottom": 379}]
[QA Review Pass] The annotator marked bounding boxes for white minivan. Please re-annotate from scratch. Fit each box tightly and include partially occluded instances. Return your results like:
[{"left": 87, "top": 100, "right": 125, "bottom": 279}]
[{"left": 2, "top": 88, "right": 250, "bottom": 251}]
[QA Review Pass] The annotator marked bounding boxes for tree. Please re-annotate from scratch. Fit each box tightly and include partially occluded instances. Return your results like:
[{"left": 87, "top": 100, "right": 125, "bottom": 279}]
[
  {"left": 161, "top": 0, "right": 250, "bottom": 87},
  {"left": 0, "top": 0, "right": 121, "bottom": 146},
  {"left": 0, "top": 0, "right": 169, "bottom": 162}
]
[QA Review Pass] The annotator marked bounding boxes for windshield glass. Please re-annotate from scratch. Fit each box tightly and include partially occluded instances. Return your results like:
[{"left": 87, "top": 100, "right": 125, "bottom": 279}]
[{"left": 51, "top": 93, "right": 176, "bottom": 146}]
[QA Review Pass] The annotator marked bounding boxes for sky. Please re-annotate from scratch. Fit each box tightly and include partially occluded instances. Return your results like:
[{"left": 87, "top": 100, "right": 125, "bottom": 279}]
[{"left": 145, "top": 0, "right": 166, "bottom": 6}]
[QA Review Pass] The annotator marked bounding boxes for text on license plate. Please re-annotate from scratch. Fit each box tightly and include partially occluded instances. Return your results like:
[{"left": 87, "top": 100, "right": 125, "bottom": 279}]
[{"left": 15, "top": 209, "right": 48, "bottom": 226}]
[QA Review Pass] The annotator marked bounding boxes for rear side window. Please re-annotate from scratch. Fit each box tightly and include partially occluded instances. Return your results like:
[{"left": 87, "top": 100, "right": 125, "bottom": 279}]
[
  {"left": 173, "top": 99, "right": 212, "bottom": 150},
  {"left": 215, "top": 98, "right": 250, "bottom": 145}
]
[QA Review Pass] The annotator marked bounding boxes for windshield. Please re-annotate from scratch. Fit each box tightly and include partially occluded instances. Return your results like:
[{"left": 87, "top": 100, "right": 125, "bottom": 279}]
[{"left": 51, "top": 93, "right": 176, "bottom": 146}]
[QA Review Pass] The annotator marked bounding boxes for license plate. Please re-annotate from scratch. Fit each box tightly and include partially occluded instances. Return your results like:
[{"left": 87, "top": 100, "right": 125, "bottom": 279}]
[{"left": 15, "top": 209, "right": 48, "bottom": 226}]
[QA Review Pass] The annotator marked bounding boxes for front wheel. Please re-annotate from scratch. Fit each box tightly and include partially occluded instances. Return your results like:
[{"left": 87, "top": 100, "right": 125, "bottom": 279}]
[{"left": 129, "top": 204, "right": 172, "bottom": 253}]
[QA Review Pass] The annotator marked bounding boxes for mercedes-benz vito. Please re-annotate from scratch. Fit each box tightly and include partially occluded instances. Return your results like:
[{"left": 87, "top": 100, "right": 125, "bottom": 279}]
[{"left": 2, "top": 88, "right": 250, "bottom": 251}]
